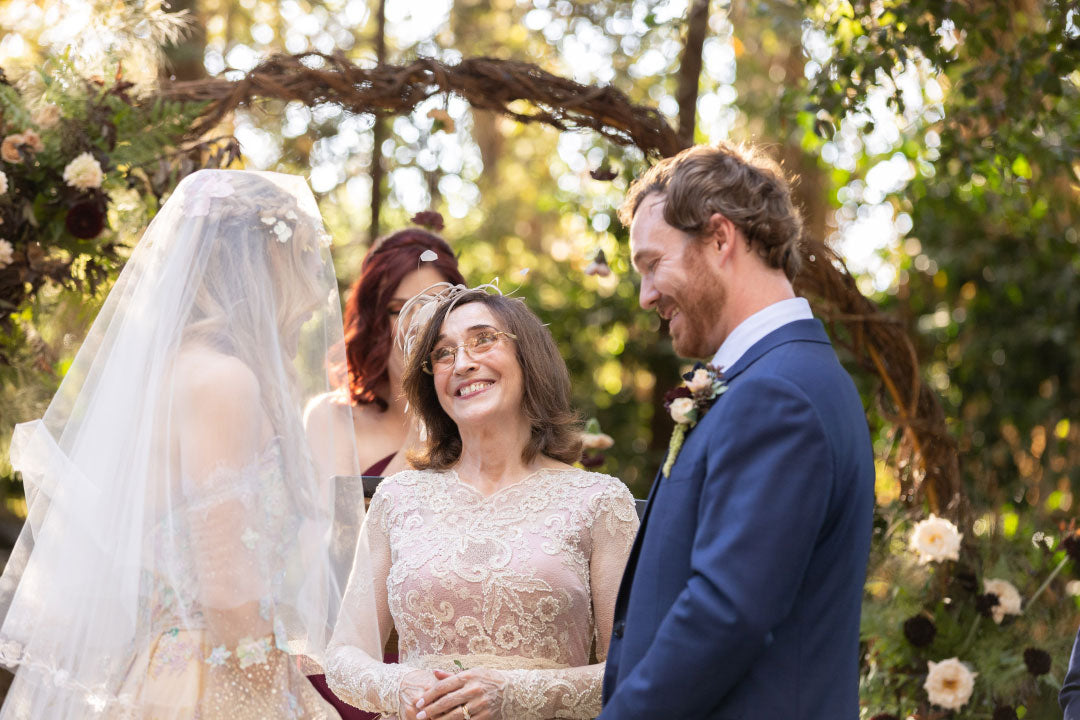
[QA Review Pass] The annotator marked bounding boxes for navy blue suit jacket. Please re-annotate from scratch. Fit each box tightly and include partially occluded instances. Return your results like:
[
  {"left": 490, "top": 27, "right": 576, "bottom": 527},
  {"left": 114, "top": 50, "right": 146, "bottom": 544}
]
[
  {"left": 1061, "top": 628, "right": 1080, "bottom": 718},
  {"left": 599, "top": 319, "right": 874, "bottom": 720}
]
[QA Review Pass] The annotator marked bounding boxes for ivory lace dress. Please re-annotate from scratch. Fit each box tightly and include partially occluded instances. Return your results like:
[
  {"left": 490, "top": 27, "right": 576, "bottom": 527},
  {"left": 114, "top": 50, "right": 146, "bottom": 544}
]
[{"left": 325, "top": 467, "right": 639, "bottom": 719}]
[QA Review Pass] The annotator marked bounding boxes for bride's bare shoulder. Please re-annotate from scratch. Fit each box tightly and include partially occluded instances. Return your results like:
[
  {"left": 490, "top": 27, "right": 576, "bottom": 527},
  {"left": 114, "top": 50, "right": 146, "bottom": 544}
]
[{"left": 174, "top": 346, "right": 259, "bottom": 405}]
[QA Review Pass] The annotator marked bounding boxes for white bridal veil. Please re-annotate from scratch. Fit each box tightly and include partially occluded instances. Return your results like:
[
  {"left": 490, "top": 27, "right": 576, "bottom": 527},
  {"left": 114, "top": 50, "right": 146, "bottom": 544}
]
[{"left": 0, "top": 170, "right": 381, "bottom": 718}]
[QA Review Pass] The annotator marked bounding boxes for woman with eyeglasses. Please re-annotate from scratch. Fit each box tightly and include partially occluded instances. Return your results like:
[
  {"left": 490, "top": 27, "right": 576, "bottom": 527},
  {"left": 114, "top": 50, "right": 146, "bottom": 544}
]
[
  {"left": 324, "top": 286, "right": 639, "bottom": 720},
  {"left": 305, "top": 228, "right": 466, "bottom": 718}
]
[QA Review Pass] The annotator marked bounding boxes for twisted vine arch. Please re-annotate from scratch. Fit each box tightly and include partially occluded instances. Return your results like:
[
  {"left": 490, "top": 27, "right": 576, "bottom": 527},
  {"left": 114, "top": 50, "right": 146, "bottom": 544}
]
[{"left": 163, "top": 52, "right": 961, "bottom": 515}]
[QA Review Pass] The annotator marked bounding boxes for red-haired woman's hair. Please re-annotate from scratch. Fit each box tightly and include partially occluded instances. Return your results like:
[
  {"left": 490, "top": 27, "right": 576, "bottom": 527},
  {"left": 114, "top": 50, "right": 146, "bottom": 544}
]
[{"left": 343, "top": 229, "right": 465, "bottom": 408}]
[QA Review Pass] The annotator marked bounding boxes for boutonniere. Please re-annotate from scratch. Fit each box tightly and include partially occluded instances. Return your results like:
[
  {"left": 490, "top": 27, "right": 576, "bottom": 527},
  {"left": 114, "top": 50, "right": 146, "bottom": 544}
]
[{"left": 661, "top": 363, "right": 727, "bottom": 478}]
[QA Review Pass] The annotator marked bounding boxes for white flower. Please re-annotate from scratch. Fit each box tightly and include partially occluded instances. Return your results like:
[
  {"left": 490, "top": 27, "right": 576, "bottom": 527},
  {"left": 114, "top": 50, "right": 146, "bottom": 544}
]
[
  {"left": 261, "top": 215, "right": 292, "bottom": 242},
  {"left": 240, "top": 527, "right": 259, "bottom": 550},
  {"left": 983, "top": 578, "right": 1022, "bottom": 623},
  {"left": 86, "top": 692, "right": 108, "bottom": 712},
  {"left": 923, "top": 657, "right": 976, "bottom": 710},
  {"left": 669, "top": 397, "right": 696, "bottom": 425},
  {"left": 62, "top": 152, "right": 104, "bottom": 191},
  {"left": 235, "top": 636, "right": 272, "bottom": 668},
  {"left": 32, "top": 104, "right": 61, "bottom": 129},
  {"left": 0, "top": 170, "right": 8, "bottom": 195},
  {"left": 0, "top": 639, "right": 22, "bottom": 663},
  {"left": 686, "top": 368, "right": 713, "bottom": 393},
  {"left": 581, "top": 432, "right": 614, "bottom": 451},
  {"left": 205, "top": 645, "right": 231, "bottom": 666},
  {"left": 0, "top": 239, "right": 13, "bottom": 269},
  {"left": 908, "top": 514, "right": 962, "bottom": 564}
]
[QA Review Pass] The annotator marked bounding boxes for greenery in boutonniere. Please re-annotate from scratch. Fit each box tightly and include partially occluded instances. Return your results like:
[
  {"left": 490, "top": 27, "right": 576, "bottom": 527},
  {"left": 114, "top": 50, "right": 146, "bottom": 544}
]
[{"left": 660, "top": 363, "right": 727, "bottom": 478}]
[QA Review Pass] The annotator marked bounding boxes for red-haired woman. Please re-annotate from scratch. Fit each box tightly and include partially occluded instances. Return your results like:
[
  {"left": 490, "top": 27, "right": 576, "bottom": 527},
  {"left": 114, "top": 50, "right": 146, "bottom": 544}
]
[{"left": 306, "top": 227, "right": 466, "bottom": 719}]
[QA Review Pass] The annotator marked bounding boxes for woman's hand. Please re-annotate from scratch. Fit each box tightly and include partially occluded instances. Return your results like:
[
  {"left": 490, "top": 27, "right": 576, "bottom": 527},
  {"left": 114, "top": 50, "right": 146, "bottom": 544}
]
[
  {"left": 415, "top": 668, "right": 508, "bottom": 720},
  {"left": 398, "top": 668, "right": 440, "bottom": 720}
]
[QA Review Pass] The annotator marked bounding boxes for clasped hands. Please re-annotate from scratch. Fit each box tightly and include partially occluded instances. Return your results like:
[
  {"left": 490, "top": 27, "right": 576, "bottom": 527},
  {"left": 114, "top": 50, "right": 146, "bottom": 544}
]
[{"left": 398, "top": 667, "right": 507, "bottom": 720}]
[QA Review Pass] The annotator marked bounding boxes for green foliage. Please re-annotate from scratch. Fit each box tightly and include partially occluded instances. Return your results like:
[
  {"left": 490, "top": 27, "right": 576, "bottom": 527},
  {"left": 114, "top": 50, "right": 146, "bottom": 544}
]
[
  {"left": 106, "top": 98, "right": 210, "bottom": 169},
  {"left": 794, "top": 0, "right": 1080, "bottom": 513}
]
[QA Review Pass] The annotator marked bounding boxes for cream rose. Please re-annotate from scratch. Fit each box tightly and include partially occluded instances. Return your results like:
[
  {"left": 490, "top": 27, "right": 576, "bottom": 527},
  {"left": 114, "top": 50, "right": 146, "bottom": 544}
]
[
  {"left": 63, "top": 152, "right": 104, "bottom": 191},
  {"left": 924, "top": 657, "right": 976, "bottom": 710},
  {"left": 983, "top": 578, "right": 1022, "bottom": 623},
  {"left": 669, "top": 397, "right": 696, "bottom": 425},
  {"left": 32, "top": 104, "right": 61, "bottom": 129},
  {"left": 686, "top": 368, "right": 713, "bottom": 393},
  {"left": 0, "top": 239, "right": 13, "bottom": 269},
  {"left": 0, "top": 170, "right": 7, "bottom": 196},
  {"left": 909, "top": 514, "right": 962, "bottom": 564},
  {"left": 581, "top": 432, "right": 614, "bottom": 451}
]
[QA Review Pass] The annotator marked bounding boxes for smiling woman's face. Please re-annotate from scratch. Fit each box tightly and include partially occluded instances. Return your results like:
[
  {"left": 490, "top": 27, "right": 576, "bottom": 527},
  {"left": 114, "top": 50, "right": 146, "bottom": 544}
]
[{"left": 430, "top": 302, "right": 525, "bottom": 429}]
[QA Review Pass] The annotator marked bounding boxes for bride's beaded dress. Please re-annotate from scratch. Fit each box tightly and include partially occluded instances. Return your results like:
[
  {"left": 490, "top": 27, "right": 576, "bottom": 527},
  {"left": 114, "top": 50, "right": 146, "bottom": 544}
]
[{"left": 326, "top": 467, "right": 638, "bottom": 719}]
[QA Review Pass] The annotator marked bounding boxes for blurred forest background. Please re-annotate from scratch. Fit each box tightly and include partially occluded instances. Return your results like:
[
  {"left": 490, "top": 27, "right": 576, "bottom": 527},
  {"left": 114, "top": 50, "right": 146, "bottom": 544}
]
[{"left": 1, "top": 0, "right": 1079, "bottom": 716}]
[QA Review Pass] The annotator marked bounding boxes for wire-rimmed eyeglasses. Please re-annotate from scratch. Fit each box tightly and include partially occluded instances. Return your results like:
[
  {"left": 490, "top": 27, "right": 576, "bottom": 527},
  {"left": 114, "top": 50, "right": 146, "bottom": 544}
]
[{"left": 422, "top": 330, "right": 518, "bottom": 374}]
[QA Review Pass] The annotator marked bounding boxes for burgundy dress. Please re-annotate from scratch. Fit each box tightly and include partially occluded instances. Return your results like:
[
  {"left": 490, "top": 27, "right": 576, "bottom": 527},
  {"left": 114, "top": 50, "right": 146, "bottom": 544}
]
[{"left": 309, "top": 452, "right": 397, "bottom": 720}]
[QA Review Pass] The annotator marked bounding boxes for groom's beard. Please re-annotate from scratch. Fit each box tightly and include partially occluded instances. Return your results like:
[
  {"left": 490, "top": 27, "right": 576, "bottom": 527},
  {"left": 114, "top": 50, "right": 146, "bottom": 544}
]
[{"left": 671, "top": 248, "right": 727, "bottom": 359}]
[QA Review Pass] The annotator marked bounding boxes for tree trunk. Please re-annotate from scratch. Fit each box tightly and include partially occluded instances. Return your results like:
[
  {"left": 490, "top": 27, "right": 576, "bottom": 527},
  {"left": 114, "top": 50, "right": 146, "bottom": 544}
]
[
  {"left": 369, "top": 0, "right": 387, "bottom": 242},
  {"left": 472, "top": 109, "right": 503, "bottom": 187},
  {"left": 675, "top": 0, "right": 710, "bottom": 148}
]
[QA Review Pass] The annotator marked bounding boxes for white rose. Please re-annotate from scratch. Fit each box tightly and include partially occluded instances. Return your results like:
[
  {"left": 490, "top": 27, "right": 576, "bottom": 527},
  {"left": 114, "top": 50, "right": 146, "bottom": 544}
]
[
  {"left": 31, "top": 104, "right": 61, "bottom": 129},
  {"left": 62, "top": 152, "right": 104, "bottom": 191},
  {"left": 686, "top": 368, "right": 714, "bottom": 393},
  {"left": 923, "top": 657, "right": 976, "bottom": 710},
  {"left": 0, "top": 239, "right": 13, "bottom": 269},
  {"left": 0, "top": 170, "right": 8, "bottom": 195},
  {"left": 908, "top": 514, "right": 962, "bottom": 564},
  {"left": 983, "top": 578, "right": 1022, "bottom": 623},
  {"left": 669, "top": 397, "right": 696, "bottom": 425},
  {"left": 581, "top": 432, "right": 614, "bottom": 451}
]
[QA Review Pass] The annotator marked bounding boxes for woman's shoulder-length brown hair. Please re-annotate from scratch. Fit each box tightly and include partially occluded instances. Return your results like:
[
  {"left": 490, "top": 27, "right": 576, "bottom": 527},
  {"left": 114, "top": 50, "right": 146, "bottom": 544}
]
[{"left": 401, "top": 290, "right": 582, "bottom": 470}]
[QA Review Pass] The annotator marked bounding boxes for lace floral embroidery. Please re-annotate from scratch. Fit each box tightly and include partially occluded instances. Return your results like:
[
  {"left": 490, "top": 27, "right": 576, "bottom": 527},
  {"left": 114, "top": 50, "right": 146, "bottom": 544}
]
[{"left": 327, "top": 467, "right": 638, "bottom": 718}]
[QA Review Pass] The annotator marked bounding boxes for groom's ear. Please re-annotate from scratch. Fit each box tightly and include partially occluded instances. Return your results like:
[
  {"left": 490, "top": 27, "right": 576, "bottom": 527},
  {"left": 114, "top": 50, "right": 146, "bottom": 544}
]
[{"left": 705, "top": 213, "right": 738, "bottom": 262}]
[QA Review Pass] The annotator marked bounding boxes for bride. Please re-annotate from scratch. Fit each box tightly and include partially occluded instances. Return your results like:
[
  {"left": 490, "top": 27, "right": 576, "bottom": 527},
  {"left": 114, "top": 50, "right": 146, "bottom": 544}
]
[
  {"left": 325, "top": 286, "right": 639, "bottom": 720},
  {"left": 0, "top": 170, "right": 374, "bottom": 718}
]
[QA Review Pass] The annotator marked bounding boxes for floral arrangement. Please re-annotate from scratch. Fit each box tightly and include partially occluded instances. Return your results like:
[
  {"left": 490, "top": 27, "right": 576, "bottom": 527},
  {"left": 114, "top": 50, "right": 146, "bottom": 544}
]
[
  {"left": 0, "top": 59, "right": 237, "bottom": 356},
  {"left": 580, "top": 417, "right": 615, "bottom": 469},
  {"left": 660, "top": 363, "right": 726, "bottom": 477},
  {"left": 860, "top": 502, "right": 1079, "bottom": 719}
]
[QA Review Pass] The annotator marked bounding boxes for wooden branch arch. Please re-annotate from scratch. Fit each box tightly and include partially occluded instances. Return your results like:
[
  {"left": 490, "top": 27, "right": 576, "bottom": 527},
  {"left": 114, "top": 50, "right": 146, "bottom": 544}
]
[{"left": 162, "top": 52, "right": 961, "bottom": 514}]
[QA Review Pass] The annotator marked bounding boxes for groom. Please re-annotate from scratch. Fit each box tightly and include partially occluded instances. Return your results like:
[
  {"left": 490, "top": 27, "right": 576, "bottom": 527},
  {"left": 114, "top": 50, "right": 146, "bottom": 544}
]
[{"left": 599, "top": 143, "right": 874, "bottom": 719}]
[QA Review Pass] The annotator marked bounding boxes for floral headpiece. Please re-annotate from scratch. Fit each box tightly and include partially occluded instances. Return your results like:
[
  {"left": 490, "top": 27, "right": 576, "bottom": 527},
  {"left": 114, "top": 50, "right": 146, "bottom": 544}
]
[
  {"left": 183, "top": 171, "right": 332, "bottom": 250},
  {"left": 396, "top": 281, "right": 505, "bottom": 364}
]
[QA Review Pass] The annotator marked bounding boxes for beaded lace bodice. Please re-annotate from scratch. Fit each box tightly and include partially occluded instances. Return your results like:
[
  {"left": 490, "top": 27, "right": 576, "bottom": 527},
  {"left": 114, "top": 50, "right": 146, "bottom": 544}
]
[{"left": 326, "top": 467, "right": 638, "bottom": 719}]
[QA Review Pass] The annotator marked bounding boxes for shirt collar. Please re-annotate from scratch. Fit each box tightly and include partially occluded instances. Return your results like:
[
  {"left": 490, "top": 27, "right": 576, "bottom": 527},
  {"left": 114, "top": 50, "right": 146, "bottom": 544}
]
[{"left": 710, "top": 297, "right": 814, "bottom": 372}]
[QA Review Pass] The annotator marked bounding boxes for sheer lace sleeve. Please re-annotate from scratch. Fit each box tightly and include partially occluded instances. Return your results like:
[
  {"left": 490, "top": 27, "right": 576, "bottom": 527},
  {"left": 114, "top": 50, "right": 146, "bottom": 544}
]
[
  {"left": 178, "top": 358, "right": 272, "bottom": 648},
  {"left": 497, "top": 479, "right": 639, "bottom": 720},
  {"left": 326, "top": 487, "right": 421, "bottom": 715}
]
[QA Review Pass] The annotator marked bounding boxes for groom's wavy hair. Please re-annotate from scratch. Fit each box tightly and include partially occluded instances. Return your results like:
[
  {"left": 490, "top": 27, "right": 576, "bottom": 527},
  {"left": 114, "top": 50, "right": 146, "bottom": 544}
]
[
  {"left": 619, "top": 142, "right": 804, "bottom": 281},
  {"left": 402, "top": 290, "right": 583, "bottom": 470}
]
